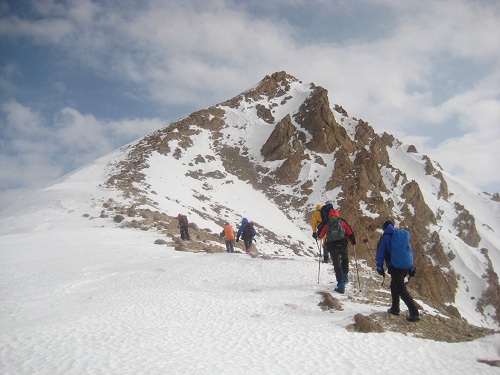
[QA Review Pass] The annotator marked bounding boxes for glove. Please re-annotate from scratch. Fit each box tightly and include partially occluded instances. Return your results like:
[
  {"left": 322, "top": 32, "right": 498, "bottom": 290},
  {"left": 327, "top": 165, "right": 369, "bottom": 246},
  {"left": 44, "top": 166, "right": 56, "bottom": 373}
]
[
  {"left": 312, "top": 232, "right": 317, "bottom": 239},
  {"left": 349, "top": 234, "right": 356, "bottom": 245},
  {"left": 376, "top": 266, "right": 385, "bottom": 277},
  {"left": 409, "top": 268, "right": 416, "bottom": 277},
  {"left": 236, "top": 238, "right": 239, "bottom": 242}
]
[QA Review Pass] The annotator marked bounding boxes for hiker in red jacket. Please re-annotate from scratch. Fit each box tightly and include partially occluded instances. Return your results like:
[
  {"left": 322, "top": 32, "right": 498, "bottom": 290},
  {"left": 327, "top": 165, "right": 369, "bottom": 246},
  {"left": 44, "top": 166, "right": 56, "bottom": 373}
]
[
  {"left": 318, "top": 209, "right": 356, "bottom": 293},
  {"left": 178, "top": 213, "right": 190, "bottom": 240}
]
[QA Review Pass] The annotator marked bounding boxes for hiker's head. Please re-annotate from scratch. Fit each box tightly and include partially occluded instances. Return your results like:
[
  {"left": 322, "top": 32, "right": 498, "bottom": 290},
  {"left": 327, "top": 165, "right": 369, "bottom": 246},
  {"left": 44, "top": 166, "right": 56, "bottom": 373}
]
[
  {"left": 329, "top": 209, "right": 340, "bottom": 218},
  {"left": 242, "top": 218, "right": 248, "bottom": 224},
  {"left": 316, "top": 204, "right": 322, "bottom": 210},
  {"left": 383, "top": 220, "right": 394, "bottom": 230}
]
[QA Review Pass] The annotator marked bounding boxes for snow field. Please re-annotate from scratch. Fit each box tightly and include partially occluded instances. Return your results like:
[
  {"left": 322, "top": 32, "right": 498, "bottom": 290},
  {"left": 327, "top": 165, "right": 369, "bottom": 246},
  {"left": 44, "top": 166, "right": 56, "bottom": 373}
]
[{"left": 1, "top": 226, "right": 498, "bottom": 375}]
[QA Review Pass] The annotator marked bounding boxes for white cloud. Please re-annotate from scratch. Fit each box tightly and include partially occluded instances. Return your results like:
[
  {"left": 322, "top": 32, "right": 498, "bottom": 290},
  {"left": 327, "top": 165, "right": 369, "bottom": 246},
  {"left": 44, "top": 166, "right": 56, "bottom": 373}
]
[
  {"left": 0, "top": 0, "right": 499, "bottom": 193},
  {"left": 0, "top": 101, "right": 164, "bottom": 192}
]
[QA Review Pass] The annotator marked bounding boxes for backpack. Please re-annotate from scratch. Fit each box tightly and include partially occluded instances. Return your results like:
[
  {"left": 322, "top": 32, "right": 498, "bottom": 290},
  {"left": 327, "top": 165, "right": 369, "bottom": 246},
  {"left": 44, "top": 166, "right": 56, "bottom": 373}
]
[
  {"left": 390, "top": 229, "right": 414, "bottom": 269},
  {"left": 316, "top": 203, "right": 334, "bottom": 235},
  {"left": 179, "top": 215, "right": 188, "bottom": 227},
  {"left": 320, "top": 204, "right": 333, "bottom": 222},
  {"left": 243, "top": 222, "right": 254, "bottom": 238},
  {"left": 326, "top": 216, "right": 346, "bottom": 242}
]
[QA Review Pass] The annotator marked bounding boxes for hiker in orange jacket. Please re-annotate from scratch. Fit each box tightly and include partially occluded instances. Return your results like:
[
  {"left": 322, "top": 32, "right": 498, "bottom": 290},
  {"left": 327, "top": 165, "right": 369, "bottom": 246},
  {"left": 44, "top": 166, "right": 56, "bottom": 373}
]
[{"left": 220, "top": 222, "right": 236, "bottom": 253}]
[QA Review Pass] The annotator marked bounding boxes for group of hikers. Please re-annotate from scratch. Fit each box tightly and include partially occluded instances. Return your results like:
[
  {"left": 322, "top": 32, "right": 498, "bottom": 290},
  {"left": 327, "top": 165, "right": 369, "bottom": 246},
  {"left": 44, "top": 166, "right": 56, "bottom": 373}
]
[
  {"left": 178, "top": 200, "right": 420, "bottom": 323},
  {"left": 219, "top": 218, "right": 256, "bottom": 253},
  {"left": 177, "top": 213, "right": 256, "bottom": 254},
  {"left": 311, "top": 202, "right": 420, "bottom": 322}
]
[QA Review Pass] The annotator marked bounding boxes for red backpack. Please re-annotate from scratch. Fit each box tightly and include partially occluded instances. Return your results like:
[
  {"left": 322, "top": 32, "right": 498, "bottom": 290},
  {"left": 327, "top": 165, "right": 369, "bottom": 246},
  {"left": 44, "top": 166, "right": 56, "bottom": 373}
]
[{"left": 179, "top": 215, "right": 188, "bottom": 227}]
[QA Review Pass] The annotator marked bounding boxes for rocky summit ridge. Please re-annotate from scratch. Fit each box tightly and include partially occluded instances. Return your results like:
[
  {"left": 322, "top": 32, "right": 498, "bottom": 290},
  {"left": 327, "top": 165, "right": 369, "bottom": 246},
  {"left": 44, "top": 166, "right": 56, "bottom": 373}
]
[{"left": 100, "top": 71, "right": 500, "bottom": 330}]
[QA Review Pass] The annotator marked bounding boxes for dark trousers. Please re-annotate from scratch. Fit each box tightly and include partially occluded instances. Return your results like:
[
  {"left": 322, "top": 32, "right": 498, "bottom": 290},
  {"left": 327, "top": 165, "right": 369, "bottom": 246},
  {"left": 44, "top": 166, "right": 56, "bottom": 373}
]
[
  {"left": 225, "top": 240, "right": 235, "bottom": 253},
  {"left": 389, "top": 267, "right": 419, "bottom": 316},
  {"left": 326, "top": 239, "right": 349, "bottom": 283},
  {"left": 243, "top": 237, "right": 253, "bottom": 250},
  {"left": 323, "top": 242, "right": 329, "bottom": 262},
  {"left": 180, "top": 227, "right": 190, "bottom": 240}
]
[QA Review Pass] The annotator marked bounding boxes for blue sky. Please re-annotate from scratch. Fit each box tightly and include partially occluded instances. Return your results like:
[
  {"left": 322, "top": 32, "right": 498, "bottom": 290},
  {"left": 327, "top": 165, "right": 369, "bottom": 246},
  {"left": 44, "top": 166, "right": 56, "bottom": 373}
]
[{"left": 1, "top": 0, "right": 499, "bottom": 206}]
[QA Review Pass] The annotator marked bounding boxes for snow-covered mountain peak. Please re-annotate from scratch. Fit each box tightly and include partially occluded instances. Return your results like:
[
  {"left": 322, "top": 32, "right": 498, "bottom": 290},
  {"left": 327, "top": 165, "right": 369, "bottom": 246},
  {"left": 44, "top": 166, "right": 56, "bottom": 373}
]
[{"left": 2, "top": 71, "right": 499, "bottom": 331}]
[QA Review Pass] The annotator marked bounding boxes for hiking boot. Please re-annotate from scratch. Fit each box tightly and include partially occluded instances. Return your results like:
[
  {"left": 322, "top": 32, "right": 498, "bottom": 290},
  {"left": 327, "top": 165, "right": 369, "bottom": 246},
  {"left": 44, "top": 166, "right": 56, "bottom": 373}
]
[
  {"left": 334, "top": 280, "right": 345, "bottom": 294},
  {"left": 406, "top": 314, "right": 420, "bottom": 322},
  {"left": 343, "top": 273, "right": 349, "bottom": 284},
  {"left": 387, "top": 308, "right": 400, "bottom": 316}
]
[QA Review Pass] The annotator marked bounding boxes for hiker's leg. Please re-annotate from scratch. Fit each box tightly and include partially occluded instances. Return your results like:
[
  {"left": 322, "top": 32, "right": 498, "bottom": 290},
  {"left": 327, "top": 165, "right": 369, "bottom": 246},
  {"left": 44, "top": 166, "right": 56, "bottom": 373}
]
[{"left": 329, "top": 244, "right": 343, "bottom": 283}]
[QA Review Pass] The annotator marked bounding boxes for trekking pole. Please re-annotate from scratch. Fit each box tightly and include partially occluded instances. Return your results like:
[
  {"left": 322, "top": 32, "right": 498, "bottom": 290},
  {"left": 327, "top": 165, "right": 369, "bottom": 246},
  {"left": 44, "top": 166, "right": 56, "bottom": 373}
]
[
  {"left": 315, "top": 239, "right": 322, "bottom": 284},
  {"left": 406, "top": 225, "right": 442, "bottom": 285},
  {"left": 362, "top": 238, "right": 375, "bottom": 260},
  {"left": 352, "top": 244, "right": 362, "bottom": 291}
]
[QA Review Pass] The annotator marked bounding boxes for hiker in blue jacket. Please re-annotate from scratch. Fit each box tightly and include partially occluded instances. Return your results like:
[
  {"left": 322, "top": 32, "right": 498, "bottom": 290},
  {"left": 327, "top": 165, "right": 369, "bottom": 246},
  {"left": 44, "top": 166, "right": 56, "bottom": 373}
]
[
  {"left": 236, "top": 218, "right": 256, "bottom": 253},
  {"left": 376, "top": 220, "right": 420, "bottom": 322}
]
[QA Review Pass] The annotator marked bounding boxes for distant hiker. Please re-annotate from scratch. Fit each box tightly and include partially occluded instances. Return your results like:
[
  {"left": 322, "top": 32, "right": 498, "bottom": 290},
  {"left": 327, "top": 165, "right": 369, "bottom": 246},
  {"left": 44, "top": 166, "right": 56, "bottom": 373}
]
[
  {"left": 236, "top": 218, "right": 256, "bottom": 253},
  {"left": 318, "top": 209, "right": 356, "bottom": 294},
  {"left": 315, "top": 202, "right": 335, "bottom": 263},
  {"left": 220, "top": 222, "right": 236, "bottom": 253},
  {"left": 177, "top": 213, "right": 190, "bottom": 240},
  {"left": 376, "top": 220, "right": 420, "bottom": 322}
]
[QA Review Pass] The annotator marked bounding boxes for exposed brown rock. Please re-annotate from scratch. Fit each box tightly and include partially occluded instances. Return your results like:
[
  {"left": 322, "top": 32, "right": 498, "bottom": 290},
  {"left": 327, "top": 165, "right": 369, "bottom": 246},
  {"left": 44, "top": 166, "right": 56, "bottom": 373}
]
[
  {"left": 453, "top": 203, "right": 481, "bottom": 247},
  {"left": 354, "top": 120, "right": 377, "bottom": 148},
  {"left": 478, "top": 248, "right": 500, "bottom": 323},
  {"left": 348, "top": 313, "right": 384, "bottom": 333},
  {"left": 242, "top": 71, "right": 296, "bottom": 101},
  {"left": 294, "top": 86, "right": 355, "bottom": 154},
  {"left": 477, "top": 359, "right": 500, "bottom": 367},
  {"left": 256, "top": 103, "right": 275, "bottom": 124},
  {"left": 261, "top": 115, "right": 297, "bottom": 161},
  {"left": 407, "top": 144, "right": 418, "bottom": 153},
  {"left": 334, "top": 104, "right": 349, "bottom": 117},
  {"left": 317, "top": 291, "right": 343, "bottom": 311}
]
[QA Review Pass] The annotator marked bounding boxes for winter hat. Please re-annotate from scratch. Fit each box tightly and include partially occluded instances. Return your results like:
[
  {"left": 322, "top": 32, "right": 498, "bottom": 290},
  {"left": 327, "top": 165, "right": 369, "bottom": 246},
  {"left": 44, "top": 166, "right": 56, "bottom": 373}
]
[
  {"left": 383, "top": 220, "right": 394, "bottom": 230},
  {"left": 329, "top": 209, "right": 340, "bottom": 217}
]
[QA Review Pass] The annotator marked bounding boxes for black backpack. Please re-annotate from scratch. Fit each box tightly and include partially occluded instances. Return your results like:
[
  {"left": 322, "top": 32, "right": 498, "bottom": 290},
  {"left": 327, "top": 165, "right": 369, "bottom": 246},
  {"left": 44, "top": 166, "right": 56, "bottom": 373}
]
[
  {"left": 243, "top": 222, "right": 254, "bottom": 238},
  {"left": 316, "top": 204, "right": 333, "bottom": 235},
  {"left": 321, "top": 204, "right": 333, "bottom": 222}
]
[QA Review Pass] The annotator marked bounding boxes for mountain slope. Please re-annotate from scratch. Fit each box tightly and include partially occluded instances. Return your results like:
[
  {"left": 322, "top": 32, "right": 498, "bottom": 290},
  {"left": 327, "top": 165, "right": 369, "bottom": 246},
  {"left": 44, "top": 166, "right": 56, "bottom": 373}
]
[{"left": 1, "top": 71, "right": 499, "bottom": 330}]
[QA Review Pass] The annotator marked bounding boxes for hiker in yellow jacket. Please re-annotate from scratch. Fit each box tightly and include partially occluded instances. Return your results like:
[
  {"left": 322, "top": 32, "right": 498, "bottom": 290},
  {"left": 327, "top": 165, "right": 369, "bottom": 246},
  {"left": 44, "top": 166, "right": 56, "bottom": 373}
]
[{"left": 311, "top": 204, "right": 329, "bottom": 263}]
